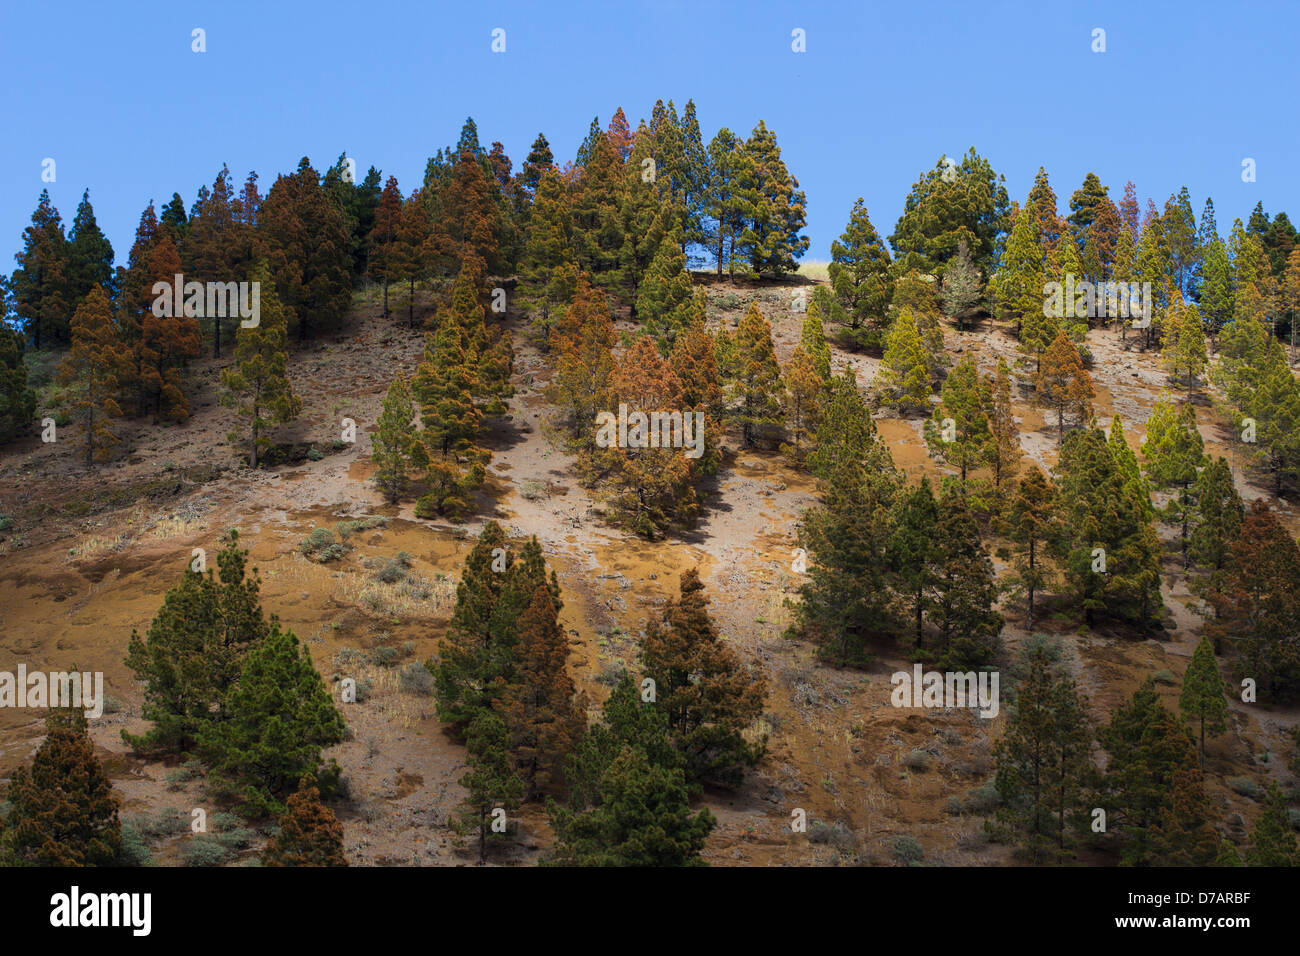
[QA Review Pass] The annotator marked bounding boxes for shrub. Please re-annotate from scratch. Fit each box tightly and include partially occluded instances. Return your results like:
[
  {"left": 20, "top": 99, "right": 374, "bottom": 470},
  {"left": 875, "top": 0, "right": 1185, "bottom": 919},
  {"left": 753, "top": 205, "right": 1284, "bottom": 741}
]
[
  {"left": 891, "top": 835, "right": 924, "bottom": 864},
  {"left": 1226, "top": 777, "right": 1262, "bottom": 799},
  {"left": 399, "top": 661, "right": 434, "bottom": 695},
  {"left": 299, "top": 528, "right": 350, "bottom": 562},
  {"left": 336, "top": 517, "right": 387, "bottom": 538},
  {"left": 370, "top": 552, "right": 411, "bottom": 584},
  {"left": 809, "top": 820, "right": 857, "bottom": 853},
  {"left": 964, "top": 782, "right": 1000, "bottom": 813},
  {"left": 902, "top": 749, "right": 930, "bottom": 771},
  {"left": 183, "top": 835, "right": 234, "bottom": 867},
  {"left": 1151, "top": 668, "right": 1177, "bottom": 685},
  {"left": 117, "top": 821, "right": 153, "bottom": 867},
  {"left": 307, "top": 448, "right": 324, "bottom": 461},
  {"left": 370, "top": 646, "right": 399, "bottom": 667}
]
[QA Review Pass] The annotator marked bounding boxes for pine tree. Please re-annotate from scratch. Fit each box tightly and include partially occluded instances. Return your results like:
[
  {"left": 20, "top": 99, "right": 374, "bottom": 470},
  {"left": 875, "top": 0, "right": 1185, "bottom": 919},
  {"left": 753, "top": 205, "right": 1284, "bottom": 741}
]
[
  {"left": 570, "top": 130, "right": 627, "bottom": 295},
  {"left": 1178, "top": 636, "right": 1228, "bottom": 767},
  {"left": 431, "top": 521, "right": 513, "bottom": 729},
  {"left": 219, "top": 261, "right": 301, "bottom": 468},
  {"left": 262, "top": 774, "right": 346, "bottom": 866},
  {"left": 393, "top": 189, "right": 433, "bottom": 329},
  {"left": 562, "top": 671, "right": 683, "bottom": 812},
  {"left": 924, "top": 356, "right": 991, "bottom": 482},
  {"left": 636, "top": 228, "right": 699, "bottom": 351},
  {"left": 553, "top": 277, "right": 616, "bottom": 438},
  {"left": 1206, "top": 500, "right": 1300, "bottom": 702},
  {"left": 1187, "top": 457, "right": 1243, "bottom": 576},
  {"left": 1053, "top": 427, "right": 1163, "bottom": 629},
  {"left": 495, "top": 584, "right": 583, "bottom": 799},
  {"left": 427, "top": 149, "right": 504, "bottom": 277},
  {"left": 1098, "top": 679, "right": 1206, "bottom": 865},
  {"left": 800, "top": 299, "right": 833, "bottom": 382},
  {"left": 2, "top": 709, "right": 120, "bottom": 866},
  {"left": 931, "top": 488, "right": 1003, "bottom": 668},
  {"left": 66, "top": 189, "right": 116, "bottom": 306},
  {"left": 993, "top": 648, "right": 1093, "bottom": 862},
  {"left": 1246, "top": 782, "right": 1298, "bottom": 866},
  {"left": 889, "top": 478, "right": 940, "bottom": 648},
  {"left": 1001, "top": 466, "right": 1061, "bottom": 628},
  {"left": 829, "top": 198, "right": 892, "bottom": 333},
  {"left": 10, "top": 189, "right": 71, "bottom": 349},
  {"left": 546, "top": 742, "right": 715, "bottom": 867},
  {"left": 1198, "top": 236, "right": 1234, "bottom": 337},
  {"left": 187, "top": 166, "right": 241, "bottom": 356},
  {"left": 123, "top": 530, "right": 270, "bottom": 755},
  {"left": 1148, "top": 766, "right": 1219, "bottom": 865},
  {"left": 368, "top": 175, "right": 404, "bottom": 318},
  {"left": 941, "top": 239, "right": 982, "bottom": 330},
  {"left": 1066, "top": 172, "right": 1111, "bottom": 248},
  {"left": 430, "top": 523, "right": 560, "bottom": 731},
  {"left": 0, "top": 327, "right": 36, "bottom": 444},
  {"left": 1035, "top": 330, "right": 1094, "bottom": 442},
  {"left": 1027, "top": 167, "right": 1063, "bottom": 254},
  {"left": 793, "top": 374, "right": 902, "bottom": 664},
  {"left": 781, "top": 345, "right": 824, "bottom": 464},
  {"left": 734, "top": 121, "right": 808, "bottom": 276},
  {"left": 619, "top": 138, "right": 669, "bottom": 306},
  {"left": 519, "top": 167, "right": 575, "bottom": 332},
  {"left": 1162, "top": 295, "right": 1208, "bottom": 389},
  {"left": 640, "top": 569, "right": 767, "bottom": 789},
  {"left": 138, "top": 233, "right": 201, "bottom": 421},
  {"left": 198, "top": 620, "right": 347, "bottom": 816},
  {"left": 891, "top": 273, "right": 948, "bottom": 377},
  {"left": 876, "top": 307, "right": 932, "bottom": 411},
  {"left": 720, "top": 302, "right": 785, "bottom": 447},
  {"left": 984, "top": 358, "right": 1021, "bottom": 488},
  {"left": 1164, "top": 188, "right": 1199, "bottom": 298},
  {"left": 706, "top": 128, "right": 747, "bottom": 276},
  {"left": 371, "top": 371, "right": 418, "bottom": 502},
  {"left": 993, "top": 205, "right": 1047, "bottom": 341},
  {"left": 455, "top": 710, "right": 524, "bottom": 864},
  {"left": 591, "top": 336, "right": 703, "bottom": 538},
  {"left": 260, "top": 158, "right": 353, "bottom": 342},
  {"left": 56, "top": 285, "right": 130, "bottom": 466},
  {"left": 889, "top": 149, "right": 1011, "bottom": 277},
  {"left": 1141, "top": 396, "right": 1205, "bottom": 563}
]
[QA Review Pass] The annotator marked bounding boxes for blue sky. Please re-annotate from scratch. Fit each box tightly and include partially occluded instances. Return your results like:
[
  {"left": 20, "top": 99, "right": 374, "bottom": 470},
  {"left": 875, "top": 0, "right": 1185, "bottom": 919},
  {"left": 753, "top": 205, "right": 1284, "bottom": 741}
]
[{"left": 2, "top": 0, "right": 1297, "bottom": 268}]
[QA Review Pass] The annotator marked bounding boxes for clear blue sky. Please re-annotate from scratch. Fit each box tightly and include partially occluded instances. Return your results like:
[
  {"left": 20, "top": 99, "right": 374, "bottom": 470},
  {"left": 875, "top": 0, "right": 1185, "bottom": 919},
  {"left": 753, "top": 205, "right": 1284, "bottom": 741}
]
[{"left": 2, "top": 0, "right": 1296, "bottom": 269}]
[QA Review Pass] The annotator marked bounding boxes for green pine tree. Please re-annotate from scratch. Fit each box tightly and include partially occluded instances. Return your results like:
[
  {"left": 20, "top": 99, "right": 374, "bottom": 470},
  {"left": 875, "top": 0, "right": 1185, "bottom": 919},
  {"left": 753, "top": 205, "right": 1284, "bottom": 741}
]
[{"left": 1178, "top": 636, "right": 1229, "bottom": 767}]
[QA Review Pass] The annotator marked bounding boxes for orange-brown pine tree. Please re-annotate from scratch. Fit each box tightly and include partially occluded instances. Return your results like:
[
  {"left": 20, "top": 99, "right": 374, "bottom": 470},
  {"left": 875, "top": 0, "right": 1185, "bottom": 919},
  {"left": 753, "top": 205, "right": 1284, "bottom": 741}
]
[
  {"left": 57, "top": 285, "right": 131, "bottom": 466},
  {"left": 1035, "top": 329, "right": 1094, "bottom": 442},
  {"left": 262, "top": 775, "right": 347, "bottom": 866},
  {"left": 494, "top": 584, "right": 584, "bottom": 799},
  {"left": 139, "top": 234, "right": 200, "bottom": 421}
]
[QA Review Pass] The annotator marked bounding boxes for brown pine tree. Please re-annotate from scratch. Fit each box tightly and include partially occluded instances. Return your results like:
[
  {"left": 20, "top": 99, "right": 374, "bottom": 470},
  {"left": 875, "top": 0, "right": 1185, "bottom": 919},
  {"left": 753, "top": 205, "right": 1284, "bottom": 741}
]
[
  {"left": 1035, "top": 330, "right": 1094, "bottom": 442},
  {"left": 57, "top": 285, "right": 131, "bottom": 466},
  {"left": 3, "top": 709, "right": 121, "bottom": 866},
  {"left": 588, "top": 336, "right": 702, "bottom": 538},
  {"left": 261, "top": 774, "right": 347, "bottom": 867},
  {"left": 368, "top": 175, "right": 404, "bottom": 318},
  {"left": 494, "top": 584, "right": 584, "bottom": 799},
  {"left": 139, "top": 234, "right": 201, "bottom": 421}
]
